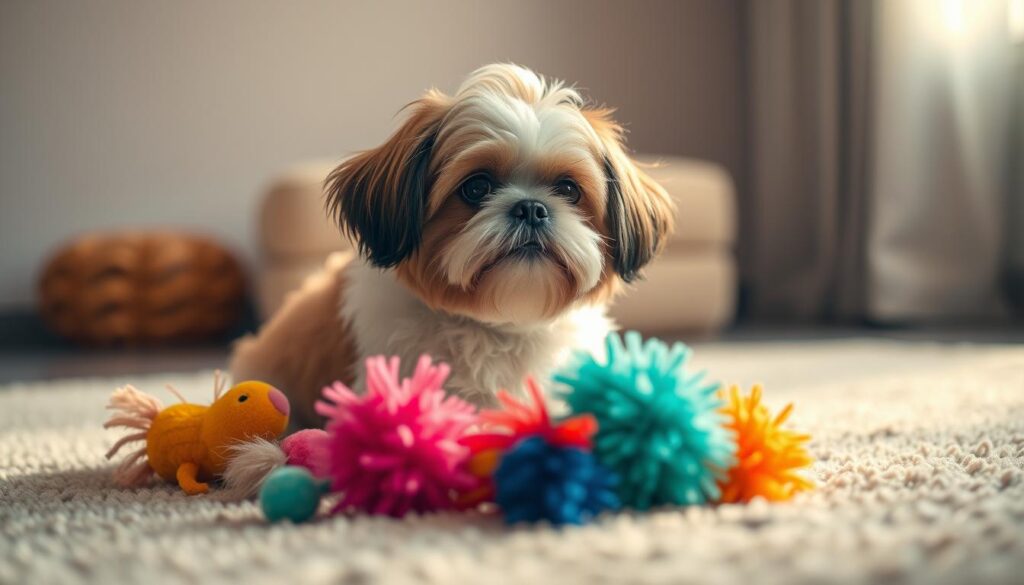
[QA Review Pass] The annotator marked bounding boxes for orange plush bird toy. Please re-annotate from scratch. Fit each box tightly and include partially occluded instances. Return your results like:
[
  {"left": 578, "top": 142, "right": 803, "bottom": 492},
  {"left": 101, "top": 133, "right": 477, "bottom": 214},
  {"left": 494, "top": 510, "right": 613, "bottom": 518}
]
[{"left": 104, "top": 373, "right": 290, "bottom": 495}]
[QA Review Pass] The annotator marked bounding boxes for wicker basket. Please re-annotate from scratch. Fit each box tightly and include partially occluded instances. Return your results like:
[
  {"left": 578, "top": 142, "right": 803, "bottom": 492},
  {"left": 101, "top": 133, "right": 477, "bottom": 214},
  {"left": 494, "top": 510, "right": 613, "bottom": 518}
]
[{"left": 38, "top": 231, "right": 246, "bottom": 345}]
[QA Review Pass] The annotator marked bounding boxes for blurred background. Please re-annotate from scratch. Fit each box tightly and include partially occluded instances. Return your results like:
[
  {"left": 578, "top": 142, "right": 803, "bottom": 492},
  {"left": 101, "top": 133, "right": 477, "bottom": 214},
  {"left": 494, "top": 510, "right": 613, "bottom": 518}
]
[{"left": 0, "top": 0, "right": 1021, "bottom": 381}]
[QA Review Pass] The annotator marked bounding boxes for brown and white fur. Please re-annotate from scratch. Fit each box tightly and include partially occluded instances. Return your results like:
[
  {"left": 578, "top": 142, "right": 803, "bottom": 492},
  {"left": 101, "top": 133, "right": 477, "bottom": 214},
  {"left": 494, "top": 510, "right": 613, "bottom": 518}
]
[{"left": 231, "top": 64, "right": 674, "bottom": 426}]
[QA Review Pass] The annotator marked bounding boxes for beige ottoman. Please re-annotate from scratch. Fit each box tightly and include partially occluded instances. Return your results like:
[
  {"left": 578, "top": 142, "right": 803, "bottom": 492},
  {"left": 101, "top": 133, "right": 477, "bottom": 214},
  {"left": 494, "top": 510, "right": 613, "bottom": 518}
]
[
  {"left": 256, "top": 161, "right": 350, "bottom": 320},
  {"left": 256, "top": 156, "right": 736, "bottom": 333},
  {"left": 611, "top": 156, "right": 737, "bottom": 333}
]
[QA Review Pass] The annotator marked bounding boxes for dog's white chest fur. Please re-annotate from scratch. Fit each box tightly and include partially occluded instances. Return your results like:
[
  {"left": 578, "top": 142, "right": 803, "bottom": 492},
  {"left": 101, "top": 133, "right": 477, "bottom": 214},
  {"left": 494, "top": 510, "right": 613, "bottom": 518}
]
[{"left": 340, "top": 259, "right": 611, "bottom": 404}]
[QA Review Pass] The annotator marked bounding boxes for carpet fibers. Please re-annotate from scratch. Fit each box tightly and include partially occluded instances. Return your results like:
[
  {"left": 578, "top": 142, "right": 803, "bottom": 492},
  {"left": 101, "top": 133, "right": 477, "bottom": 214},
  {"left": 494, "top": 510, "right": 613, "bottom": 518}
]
[{"left": 2, "top": 340, "right": 1023, "bottom": 585}]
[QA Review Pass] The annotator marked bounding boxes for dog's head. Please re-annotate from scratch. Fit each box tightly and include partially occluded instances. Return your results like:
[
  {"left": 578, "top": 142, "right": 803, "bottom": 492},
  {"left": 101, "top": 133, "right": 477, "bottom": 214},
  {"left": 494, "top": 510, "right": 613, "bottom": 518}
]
[{"left": 327, "top": 64, "right": 674, "bottom": 325}]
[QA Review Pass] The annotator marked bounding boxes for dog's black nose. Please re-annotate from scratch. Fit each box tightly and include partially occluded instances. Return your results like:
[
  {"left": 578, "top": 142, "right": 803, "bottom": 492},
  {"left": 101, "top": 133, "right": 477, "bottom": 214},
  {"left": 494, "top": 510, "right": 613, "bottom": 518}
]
[{"left": 510, "top": 199, "right": 549, "bottom": 227}]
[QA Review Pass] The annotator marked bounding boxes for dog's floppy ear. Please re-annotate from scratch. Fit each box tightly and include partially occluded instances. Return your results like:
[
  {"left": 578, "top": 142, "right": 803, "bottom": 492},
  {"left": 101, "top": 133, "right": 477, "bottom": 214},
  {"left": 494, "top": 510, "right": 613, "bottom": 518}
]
[
  {"left": 326, "top": 91, "right": 450, "bottom": 268},
  {"left": 584, "top": 108, "right": 675, "bottom": 282}
]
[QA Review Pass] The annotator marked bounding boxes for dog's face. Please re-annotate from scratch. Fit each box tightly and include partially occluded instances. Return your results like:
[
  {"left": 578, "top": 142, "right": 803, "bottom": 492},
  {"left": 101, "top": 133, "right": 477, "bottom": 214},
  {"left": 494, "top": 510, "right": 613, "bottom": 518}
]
[{"left": 327, "top": 64, "right": 674, "bottom": 325}]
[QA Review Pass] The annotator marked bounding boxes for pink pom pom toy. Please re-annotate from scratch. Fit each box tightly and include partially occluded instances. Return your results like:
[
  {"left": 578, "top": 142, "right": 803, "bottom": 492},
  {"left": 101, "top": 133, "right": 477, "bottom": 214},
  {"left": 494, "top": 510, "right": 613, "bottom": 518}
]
[{"left": 314, "top": 355, "right": 480, "bottom": 517}]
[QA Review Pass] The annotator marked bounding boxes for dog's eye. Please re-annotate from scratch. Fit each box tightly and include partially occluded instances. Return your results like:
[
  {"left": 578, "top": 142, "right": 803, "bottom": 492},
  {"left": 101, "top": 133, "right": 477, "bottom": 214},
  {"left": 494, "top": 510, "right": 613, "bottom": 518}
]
[
  {"left": 553, "top": 179, "right": 581, "bottom": 204},
  {"left": 460, "top": 174, "right": 493, "bottom": 204}
]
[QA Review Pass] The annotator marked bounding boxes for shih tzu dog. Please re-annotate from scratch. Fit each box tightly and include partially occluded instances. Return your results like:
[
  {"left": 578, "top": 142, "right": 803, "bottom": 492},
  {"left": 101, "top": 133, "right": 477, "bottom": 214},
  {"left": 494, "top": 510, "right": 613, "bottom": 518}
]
[{"left": 231, "top": 64, "right": 674, "bottom": 425}]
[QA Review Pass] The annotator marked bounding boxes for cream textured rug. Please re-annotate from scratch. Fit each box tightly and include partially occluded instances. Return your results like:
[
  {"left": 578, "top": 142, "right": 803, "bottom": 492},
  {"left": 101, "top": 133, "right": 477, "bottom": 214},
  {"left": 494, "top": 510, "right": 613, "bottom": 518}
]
[{"left": 2, "top": 340, "right": 1023, "bottom": 585}]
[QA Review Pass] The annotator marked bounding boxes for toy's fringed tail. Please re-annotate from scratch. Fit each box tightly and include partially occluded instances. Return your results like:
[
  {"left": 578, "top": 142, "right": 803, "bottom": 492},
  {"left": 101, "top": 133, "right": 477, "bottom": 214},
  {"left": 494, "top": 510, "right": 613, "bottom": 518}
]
[
  {"left": 221, "top": 438, "right": 287, "bottom": 499},
  {"left": 104, "top": 384, "right": 163, "bottom": 487}
]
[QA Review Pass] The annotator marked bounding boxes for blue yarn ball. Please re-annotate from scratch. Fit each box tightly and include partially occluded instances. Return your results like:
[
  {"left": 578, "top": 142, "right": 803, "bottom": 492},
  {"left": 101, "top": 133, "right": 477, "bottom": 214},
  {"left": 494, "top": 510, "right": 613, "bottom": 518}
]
[
  {"left": 553, "top": 331, "right": 736, "bottom": 510},
  {"left": 259, "top": 466, "right": 327, "bottom": 523},
  {"left": 494, "top": 436, "right": 619, "bottom": 526}
]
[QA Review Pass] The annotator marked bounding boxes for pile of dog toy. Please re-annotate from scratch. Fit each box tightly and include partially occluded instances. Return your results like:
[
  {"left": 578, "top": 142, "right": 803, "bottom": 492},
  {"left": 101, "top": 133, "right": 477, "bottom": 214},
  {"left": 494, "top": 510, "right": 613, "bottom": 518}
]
[{"left": 105, "top": 331, "right": 814, "bottom": 526}]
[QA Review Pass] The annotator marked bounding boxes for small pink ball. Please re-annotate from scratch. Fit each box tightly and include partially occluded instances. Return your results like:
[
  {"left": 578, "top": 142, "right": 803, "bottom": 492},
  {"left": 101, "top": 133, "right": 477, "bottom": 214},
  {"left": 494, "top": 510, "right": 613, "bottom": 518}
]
[{"left": 281, "top": 429, "right": 329, "bottom": 477}]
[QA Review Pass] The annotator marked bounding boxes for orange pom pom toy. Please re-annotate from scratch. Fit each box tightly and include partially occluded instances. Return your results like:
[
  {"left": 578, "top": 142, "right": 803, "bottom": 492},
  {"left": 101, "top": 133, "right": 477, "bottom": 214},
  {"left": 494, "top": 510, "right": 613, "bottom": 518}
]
[{"left": 718, "top": 385, "right": 813, "bottom": 503}]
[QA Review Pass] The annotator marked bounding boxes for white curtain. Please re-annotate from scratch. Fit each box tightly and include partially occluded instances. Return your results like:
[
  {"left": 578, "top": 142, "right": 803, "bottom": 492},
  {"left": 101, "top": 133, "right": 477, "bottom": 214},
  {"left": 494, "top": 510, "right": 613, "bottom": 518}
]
[
  {"left": 868, "top": 0, "right": 1018, "bottom": 322},
  {"left": 744, "top": 0, "right": 1022, "bottom": 322}
]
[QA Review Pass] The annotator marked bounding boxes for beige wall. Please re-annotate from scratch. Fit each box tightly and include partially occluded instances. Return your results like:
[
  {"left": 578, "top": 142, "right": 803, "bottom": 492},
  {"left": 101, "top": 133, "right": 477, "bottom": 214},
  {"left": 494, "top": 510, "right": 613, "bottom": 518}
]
[{"left": 0, "top": 0, "right": 742, "bottom": 308}]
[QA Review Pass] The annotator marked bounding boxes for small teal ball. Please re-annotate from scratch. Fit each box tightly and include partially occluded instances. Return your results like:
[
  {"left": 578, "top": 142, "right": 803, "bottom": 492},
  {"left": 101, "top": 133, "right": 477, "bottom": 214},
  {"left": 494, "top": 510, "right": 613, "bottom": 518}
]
[{"left": 259, "top": 466, "right": 323, "bottom": 523}]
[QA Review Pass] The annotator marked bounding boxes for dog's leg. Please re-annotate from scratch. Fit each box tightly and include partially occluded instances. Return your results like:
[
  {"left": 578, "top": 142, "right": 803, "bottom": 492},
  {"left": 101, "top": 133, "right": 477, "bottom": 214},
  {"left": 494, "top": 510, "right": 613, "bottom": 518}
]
[{"left": 230, "top": 252, "right": 357, "bottom": 427}]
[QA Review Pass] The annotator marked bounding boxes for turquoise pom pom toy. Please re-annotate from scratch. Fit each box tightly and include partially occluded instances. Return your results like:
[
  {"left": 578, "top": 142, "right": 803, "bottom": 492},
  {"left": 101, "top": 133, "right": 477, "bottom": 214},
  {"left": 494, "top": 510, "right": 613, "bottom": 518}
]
[
  {"left": 259, "top": 466, "right": 330, "bottom": 523},
  {"left": 553, "top": 331, "right": 736, "bottom": 509}
]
